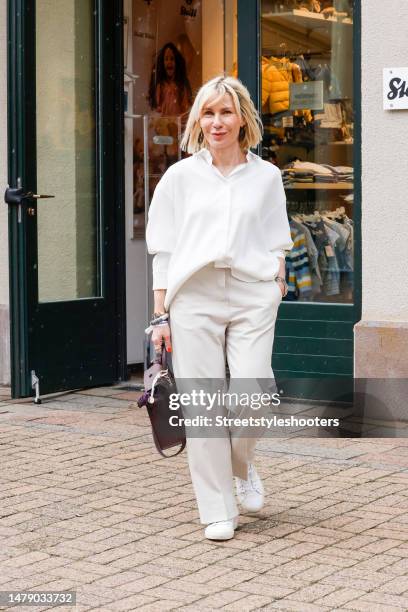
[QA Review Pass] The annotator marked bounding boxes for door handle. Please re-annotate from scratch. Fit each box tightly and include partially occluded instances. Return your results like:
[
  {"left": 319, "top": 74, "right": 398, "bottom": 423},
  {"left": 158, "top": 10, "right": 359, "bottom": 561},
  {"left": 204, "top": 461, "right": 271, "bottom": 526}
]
[
  {"left": 27, "top": 192, "right": 55, "bottom": 199},
  {"left": 4, "top": 187, "right": 55, "bottom": 220},
  {"left": 4, "top": 187, "right": 55, "bottom": 205}
]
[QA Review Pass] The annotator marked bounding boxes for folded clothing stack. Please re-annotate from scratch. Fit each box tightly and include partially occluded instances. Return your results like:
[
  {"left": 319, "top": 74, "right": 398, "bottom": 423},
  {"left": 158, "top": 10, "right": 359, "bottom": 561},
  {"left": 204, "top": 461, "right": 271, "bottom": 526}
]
[
  {"left": 282, "top": 168, "right": 314, "bottom": 186},
  {"left": 326, "top": 165, "right": 354, "bottom": 182},
  {"left": 313, "top": 173, "right": 338, "bottom": 183},
  {"left": 283, "top": 161, "right": 353, "bottom": 185}
]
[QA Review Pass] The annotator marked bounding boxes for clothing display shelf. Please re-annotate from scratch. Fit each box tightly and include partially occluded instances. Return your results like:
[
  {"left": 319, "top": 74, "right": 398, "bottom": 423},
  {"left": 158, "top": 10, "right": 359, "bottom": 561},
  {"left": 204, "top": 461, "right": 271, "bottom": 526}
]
[
  {"left": 262, "top": 10, "right": 352, "bottom": 52},
  {"left": 286, "top": 198, "right": 353, "bottom": 216},
  {"left": 262, "top": 10, "right": 353, "bottom": 30},
  {"left": 286, "top": 182, "right": 353, "bottom": 190}
]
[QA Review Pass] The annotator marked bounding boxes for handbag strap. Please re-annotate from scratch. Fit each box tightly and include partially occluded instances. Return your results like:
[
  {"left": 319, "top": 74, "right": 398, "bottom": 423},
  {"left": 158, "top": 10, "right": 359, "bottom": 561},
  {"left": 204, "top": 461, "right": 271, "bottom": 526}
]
[{"left": 154, "top": 437, "right": 186, "bottom": 458}]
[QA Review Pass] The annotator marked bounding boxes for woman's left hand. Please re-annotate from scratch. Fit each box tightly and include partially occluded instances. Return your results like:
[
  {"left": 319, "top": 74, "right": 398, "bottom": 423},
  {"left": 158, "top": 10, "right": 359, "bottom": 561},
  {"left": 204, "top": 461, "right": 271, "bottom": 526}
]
[
  {"left": 277, "top": 279, "right": 285, "bottom": 297},
  {"left": 276, "top": 256, "right": 287, "bottom": 297}
]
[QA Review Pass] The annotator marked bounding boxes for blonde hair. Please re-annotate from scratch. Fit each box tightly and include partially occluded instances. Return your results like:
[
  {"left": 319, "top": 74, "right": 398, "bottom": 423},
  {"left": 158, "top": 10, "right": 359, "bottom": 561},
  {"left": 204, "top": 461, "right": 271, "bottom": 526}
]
[{"left": 180, "top": 75, "right": 263, "bottom": 154}]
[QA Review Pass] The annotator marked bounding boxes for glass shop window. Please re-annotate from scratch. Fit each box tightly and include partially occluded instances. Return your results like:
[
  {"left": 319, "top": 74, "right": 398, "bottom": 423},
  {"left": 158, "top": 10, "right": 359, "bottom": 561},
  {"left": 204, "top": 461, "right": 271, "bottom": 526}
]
[
  {"left": 127, "top": 0, "right": 237, "bottom": 239},
  {"left": 261, "top": 0, "right": 354, "bottom": 304}
]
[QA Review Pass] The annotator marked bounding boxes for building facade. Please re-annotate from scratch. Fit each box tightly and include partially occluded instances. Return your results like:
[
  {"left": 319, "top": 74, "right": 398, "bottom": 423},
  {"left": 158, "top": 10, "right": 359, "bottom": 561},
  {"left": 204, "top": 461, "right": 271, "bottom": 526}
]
[{"left": 0, "top": 0, "right": 407, "bottom": 402}]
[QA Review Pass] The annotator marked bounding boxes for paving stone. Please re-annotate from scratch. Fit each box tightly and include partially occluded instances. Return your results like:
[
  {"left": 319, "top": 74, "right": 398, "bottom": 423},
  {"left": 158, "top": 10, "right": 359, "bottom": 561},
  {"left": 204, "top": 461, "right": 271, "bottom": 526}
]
[
  {"left": 97, "top": 593, "right": 159, "bottom": 610},
  {"left": 204, "top": 569, "right": 258, "bottom": 589},
  {"left": 294, "top": 563, "right": 338, "bottom": 581},
  {"left": 114, "top": 574, "right": 170, "bottom": 595},
  {"left": 103, "top": 551, "right": 154, "bottom": 569},
  {"left": 268, "top": 558, "right": 316, "bottom": 577},
  {"left": 350, "top": 553, "right": 398, "bottom": 573},
  {"left": 140, "top": 553, "right": 206, "bottom": 574},
  {"left": 1, "top": 551, "right": 50, "bottom": 567},
  {"left": 275, "top": 542, "right": 325, "bottom": 559},
  {"left": 181, "top": 564, "right": 233, "bottom": 584},
  {"left": 281, "top": 583, "right": 338, "bottom": 603},
  {"left": 194, "top": 589, "right": 246, "bottom": 608},
  {"left": 378, "top": 575, "right": 408, "bottom": 595},
  {"left": 321, "top": 568, "right": 392, "bottom": 590},
  {"left": 233, "top": 575, "right": 300, "bottom": 599},
  {"left": 221, "top": 552, "right": 283, "bottom": 573},
  {"left": 141, "top": 585, "right": 201, "bottom": 604},
  {"left": 269, "top": 599, "right": 331, "bottom": 611},
  {"left": 221, "top": 593, "right": 273, "bottom": 610},
  {"left": 62, "top": 560, "right": 115, "bottom": 576},
  {"left": 130, "top": 600, "right": 179, "bottom": 612},
  {"left": 314, "top": 587, "right": 367, "bottom": 607},
  {"left": 346, "top": 591, "right": 408, "bottom": 610}
]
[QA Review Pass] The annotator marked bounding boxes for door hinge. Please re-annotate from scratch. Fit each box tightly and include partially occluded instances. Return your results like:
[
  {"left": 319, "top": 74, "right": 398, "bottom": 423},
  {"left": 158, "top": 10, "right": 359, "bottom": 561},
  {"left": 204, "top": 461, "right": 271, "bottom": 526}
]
[{"left": 31, "top": 370, "right": 42, "bottom": 404}]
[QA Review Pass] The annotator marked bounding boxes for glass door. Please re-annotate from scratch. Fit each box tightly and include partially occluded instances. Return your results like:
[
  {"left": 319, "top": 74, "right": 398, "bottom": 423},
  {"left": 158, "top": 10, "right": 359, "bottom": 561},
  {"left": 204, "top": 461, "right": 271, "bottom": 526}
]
[{"left": 6, "top": 0, "right": 126, "bottom": 398}]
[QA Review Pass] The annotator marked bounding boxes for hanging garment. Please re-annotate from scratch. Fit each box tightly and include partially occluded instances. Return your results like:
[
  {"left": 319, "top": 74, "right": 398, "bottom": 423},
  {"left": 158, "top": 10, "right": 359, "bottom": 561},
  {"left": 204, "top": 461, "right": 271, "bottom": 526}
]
[
  {"left": 324, "top": 218, "right": 350, "bottom": 271},
  {"left": 261, "top": 57, "right": 312, "bottom": 122},
  {"left": 342, "top": 217, "right": 354, "bottom": 293},
  {"left": 304, "top": 219, "right": 340, "bottom": 296},
  {"left": 326, "top": 219, "right": 353, "bottom": 296},
  {"left": 262, "top": 58, "right": 292, "bottom": 115},
  {"left": 321, "top": 223, "right": 341, "bottom": 296},
  {"left": 294, "top": 57, "right": 342, "bottom": 102},
  {"left": 342, "top": 219, "right": 354, "bottom": 272},
  {"left": 285, "top": 224, "right": 313, "bottom": 300},
  {"left": 314, "top": 102, "right": 343, "bottom": 128},
  {"left": 261, "top": 56, "right": 275, "bottom": 108},
  {"left": 290, "top": 219, "right": 322, "bottom": 295}
]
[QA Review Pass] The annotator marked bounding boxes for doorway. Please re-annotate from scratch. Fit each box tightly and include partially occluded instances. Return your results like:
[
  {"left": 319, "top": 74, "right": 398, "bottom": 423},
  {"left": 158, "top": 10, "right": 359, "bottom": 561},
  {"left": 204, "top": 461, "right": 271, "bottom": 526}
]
[
  {"left": 6, "top": 0, "right": 126, "bottom": 398},
  {"left": 124, "top": 0, "right": 238, "bottom": 366}
]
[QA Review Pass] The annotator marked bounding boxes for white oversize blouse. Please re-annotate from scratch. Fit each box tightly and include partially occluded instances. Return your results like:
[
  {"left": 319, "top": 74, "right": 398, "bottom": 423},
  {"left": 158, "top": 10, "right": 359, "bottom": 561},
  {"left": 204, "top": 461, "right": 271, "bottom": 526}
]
[{"left": 146, "top": 148, "right": 294, "bottom": 311}]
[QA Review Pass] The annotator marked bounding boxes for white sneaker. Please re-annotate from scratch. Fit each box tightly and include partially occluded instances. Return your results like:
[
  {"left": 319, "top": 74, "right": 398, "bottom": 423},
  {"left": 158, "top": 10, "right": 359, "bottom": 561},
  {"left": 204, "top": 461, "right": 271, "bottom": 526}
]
[
  {"left": 204, "top": 516, "right": 238, "bottom": 540},
  {"left": 235, "top": 463, "right": 264, "bottom": 513}
]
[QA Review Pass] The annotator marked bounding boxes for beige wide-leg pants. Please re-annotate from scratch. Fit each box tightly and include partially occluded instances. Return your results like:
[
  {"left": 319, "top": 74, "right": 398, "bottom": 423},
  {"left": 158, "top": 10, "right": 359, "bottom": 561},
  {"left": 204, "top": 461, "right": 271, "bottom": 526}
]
[{"left": 169, "top": 264, "right": 282, "bottom": 524}]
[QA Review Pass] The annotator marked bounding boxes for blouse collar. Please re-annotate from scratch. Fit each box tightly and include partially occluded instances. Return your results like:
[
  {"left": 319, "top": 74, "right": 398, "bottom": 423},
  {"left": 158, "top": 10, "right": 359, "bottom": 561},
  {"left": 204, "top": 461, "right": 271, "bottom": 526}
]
[{"left": 197, "top": 147, "right": 256, "bottom": 166}]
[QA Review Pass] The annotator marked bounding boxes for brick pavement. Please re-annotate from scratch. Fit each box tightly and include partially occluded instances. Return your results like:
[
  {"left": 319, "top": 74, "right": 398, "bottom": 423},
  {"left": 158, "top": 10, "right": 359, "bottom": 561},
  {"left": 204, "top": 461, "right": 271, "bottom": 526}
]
[{"left": 1, "top": 384, "right": 408, "bottom": 611}]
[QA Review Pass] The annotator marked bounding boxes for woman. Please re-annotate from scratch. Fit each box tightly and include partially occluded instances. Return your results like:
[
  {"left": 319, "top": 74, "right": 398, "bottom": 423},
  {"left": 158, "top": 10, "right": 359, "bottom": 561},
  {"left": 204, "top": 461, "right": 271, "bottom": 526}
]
[
  {"left": 148, "top": 42, "right": 192, "bottom": 117},
  {"left": 146, "top": 76, "right": 293, "bottom": 541}
]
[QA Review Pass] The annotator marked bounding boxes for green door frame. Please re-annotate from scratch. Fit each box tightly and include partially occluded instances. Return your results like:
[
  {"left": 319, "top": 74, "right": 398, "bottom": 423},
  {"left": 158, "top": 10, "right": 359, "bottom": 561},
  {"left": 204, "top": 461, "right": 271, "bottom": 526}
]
[
  {"left": 237, "top": 0, "right": 362, "bottom": 400},
  {"left": 7, "top": 0, "right": 127, "bottom": 398}
]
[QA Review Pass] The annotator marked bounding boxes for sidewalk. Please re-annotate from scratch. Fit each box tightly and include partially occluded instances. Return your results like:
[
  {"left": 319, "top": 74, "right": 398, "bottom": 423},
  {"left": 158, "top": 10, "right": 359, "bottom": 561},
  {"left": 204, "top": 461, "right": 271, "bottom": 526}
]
[{"left": 1, "top": 385, "right": 408, "bottom": 611}]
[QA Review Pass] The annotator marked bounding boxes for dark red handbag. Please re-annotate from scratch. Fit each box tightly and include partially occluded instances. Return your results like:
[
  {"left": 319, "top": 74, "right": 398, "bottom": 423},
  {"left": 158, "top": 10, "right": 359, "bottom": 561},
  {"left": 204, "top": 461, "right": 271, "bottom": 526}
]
[{"left": 137, "top": 337, "right": 186, "bottom": 458}]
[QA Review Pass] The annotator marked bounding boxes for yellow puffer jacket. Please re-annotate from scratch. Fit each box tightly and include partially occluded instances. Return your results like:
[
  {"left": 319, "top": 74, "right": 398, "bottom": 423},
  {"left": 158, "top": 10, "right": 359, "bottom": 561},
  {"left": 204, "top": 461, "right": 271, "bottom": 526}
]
[
  {"left": 261, "top": 56, "right": 277, "bottom": 108},
  {"left": 262, "top": 56, "right": 312, "bottom": 122}
]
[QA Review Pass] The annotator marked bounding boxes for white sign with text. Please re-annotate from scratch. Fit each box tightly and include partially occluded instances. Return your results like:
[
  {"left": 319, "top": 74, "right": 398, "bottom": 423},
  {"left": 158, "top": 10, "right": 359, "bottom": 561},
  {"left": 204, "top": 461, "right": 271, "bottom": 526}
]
[{"left": 383, "top": 67, "right": 408, "bottom": 110}]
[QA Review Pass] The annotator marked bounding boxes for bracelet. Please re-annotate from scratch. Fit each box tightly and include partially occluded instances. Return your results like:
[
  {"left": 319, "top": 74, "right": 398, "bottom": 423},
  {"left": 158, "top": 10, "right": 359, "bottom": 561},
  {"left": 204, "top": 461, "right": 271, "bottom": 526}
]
[{"left": 150, "top": 313, "right": 169, "bottom": 326}]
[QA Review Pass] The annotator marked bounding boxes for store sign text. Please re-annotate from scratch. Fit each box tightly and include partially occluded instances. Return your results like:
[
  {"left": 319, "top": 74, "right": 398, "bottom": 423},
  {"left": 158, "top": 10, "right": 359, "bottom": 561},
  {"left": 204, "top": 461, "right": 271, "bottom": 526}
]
[{"left": 383, "top": 67, "right": 408, "bottom": 110}]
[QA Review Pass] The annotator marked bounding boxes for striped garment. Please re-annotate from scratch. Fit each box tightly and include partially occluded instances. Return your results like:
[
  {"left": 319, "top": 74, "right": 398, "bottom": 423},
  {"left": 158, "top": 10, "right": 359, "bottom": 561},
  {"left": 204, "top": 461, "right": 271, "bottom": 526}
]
[{"left": 285, "top": 223, "right": 313, "bottom": 300}]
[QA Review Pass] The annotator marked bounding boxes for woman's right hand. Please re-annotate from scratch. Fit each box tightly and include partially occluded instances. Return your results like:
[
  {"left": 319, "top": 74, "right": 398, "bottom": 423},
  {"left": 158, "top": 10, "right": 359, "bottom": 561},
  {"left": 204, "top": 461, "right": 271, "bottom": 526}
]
[{"left": 152, "top": 322, "right": 172, "bottom": 354}]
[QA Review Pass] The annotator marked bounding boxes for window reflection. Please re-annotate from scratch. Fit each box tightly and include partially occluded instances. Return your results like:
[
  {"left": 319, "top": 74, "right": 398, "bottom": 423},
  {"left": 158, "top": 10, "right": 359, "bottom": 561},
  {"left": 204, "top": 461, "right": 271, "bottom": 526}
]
[{"left": 36, "top": 0, "right": 98, "bottom": 302}]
